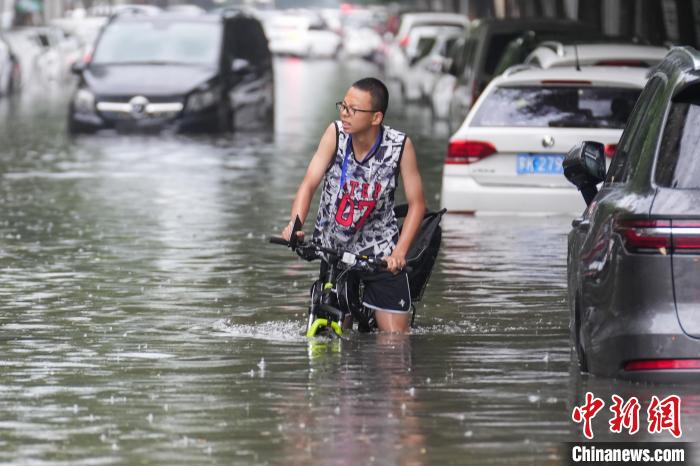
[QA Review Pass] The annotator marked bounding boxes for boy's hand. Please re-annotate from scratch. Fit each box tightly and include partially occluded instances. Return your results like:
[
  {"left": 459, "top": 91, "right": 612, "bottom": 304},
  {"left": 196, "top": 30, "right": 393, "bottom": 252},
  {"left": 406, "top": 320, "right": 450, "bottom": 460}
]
[
  {"left": 384, "top": 252, "right": 406, "bottom": 274},
  {"left": 282, "top": 220, "right": 304, "bottom": 242}
]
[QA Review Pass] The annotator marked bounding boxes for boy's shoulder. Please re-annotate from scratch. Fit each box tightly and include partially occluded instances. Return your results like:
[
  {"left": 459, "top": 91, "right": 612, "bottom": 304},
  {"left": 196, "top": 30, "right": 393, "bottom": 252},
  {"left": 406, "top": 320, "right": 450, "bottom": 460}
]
[{"left": 382, "top": 124, "right": 407, "bottom": 144}]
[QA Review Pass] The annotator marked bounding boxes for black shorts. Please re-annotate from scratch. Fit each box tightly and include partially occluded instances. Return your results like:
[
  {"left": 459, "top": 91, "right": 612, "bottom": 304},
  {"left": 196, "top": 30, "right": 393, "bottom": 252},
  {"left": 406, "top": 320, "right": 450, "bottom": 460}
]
[{"left": 361, "top": 270, "right": 412, "bottom": 314}]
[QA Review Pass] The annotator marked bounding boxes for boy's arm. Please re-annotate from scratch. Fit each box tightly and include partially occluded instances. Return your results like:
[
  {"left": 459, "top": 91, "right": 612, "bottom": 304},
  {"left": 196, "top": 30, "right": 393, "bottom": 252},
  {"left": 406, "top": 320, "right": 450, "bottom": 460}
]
[
  {"left": 385, "top": 137, "right": 426, "bottom": 273},
  {"left": 282, "top": 123, "right": 337, "bottom": 241}
]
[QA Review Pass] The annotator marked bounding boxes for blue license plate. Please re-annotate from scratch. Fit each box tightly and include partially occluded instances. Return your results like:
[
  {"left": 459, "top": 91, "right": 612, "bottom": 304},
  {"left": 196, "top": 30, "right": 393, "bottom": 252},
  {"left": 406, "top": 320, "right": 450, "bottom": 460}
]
[{"left": 516, "top": 153, "right": 565, "bottom": 175}]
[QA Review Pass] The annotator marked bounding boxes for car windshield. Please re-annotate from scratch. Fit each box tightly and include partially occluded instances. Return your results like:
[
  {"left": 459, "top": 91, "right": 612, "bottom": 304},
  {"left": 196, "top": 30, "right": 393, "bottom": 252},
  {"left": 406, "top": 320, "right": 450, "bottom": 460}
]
[
  {"left": 470, "top": 85, "right": 641, "bottom": 129},
  {"left": 92, "top": 21, "right": 221, "bottom": 66}
]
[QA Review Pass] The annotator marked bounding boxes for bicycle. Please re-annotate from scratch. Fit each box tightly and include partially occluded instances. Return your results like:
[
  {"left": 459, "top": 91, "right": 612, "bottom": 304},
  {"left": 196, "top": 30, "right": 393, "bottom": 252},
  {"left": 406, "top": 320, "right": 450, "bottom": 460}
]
[{"left": 270, "top": 205, "right": 446, "bottom": 338}]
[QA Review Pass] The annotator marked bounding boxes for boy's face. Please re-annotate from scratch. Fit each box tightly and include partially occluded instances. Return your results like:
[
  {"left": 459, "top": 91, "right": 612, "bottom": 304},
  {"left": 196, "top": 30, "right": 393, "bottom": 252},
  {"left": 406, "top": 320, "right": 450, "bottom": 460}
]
[{"left": 339, "top": 87, "right": 383, "bottom": 134}]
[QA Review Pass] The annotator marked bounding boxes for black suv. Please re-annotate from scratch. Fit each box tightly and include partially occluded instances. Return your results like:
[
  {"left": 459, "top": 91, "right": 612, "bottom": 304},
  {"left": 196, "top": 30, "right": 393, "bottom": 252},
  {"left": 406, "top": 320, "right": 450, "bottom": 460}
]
[
  {"left": 68, "top": 10, "right": 274, "bottom": 133},
  {"left": 564, "top": 47, "right": 700, "bottom": 382}
]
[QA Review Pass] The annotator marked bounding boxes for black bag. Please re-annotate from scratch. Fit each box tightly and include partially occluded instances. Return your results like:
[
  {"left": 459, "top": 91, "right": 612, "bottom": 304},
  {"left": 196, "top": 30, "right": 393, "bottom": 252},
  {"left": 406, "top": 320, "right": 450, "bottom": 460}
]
[{"left": 395, "top": 205, "right": 446, "bottom": 302}]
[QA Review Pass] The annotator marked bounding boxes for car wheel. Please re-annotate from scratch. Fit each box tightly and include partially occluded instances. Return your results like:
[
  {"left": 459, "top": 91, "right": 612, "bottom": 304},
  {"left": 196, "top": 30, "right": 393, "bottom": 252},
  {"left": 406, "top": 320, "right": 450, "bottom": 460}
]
[
  {"left": 67, "top": 107, "right": 96, "bottom": 135},
  {"left": 68, "top": 117, "right": 94, "bottom": 135},
  {"left": 217, "top": 103, "right": 233, "bottom": 132},
  {"left": 574, "top": 299, "right": 589, "bottom": 372}
]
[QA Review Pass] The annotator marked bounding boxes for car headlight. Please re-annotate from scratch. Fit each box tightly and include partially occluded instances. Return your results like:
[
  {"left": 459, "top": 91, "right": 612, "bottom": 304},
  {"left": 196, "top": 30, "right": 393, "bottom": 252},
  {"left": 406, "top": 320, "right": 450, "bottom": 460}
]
[
  {"left": 74, "top": 88, "right": 95, "bottom": 114},
  {"left": 186, "top": 87, "right": 220, "bottom": 113}
]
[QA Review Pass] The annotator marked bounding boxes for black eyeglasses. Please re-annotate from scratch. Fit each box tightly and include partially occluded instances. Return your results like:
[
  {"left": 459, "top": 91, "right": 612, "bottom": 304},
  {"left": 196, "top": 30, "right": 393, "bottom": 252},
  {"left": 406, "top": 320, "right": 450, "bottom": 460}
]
[{"left": 336, "top": 101, "right": 378, "bottom": 117}]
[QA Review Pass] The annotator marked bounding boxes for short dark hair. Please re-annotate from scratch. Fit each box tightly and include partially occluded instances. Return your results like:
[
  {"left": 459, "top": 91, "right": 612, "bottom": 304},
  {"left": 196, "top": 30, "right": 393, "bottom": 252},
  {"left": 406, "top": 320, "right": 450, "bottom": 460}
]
[{"left": 352, "top": 77, "right": 389, "bottom": 116}]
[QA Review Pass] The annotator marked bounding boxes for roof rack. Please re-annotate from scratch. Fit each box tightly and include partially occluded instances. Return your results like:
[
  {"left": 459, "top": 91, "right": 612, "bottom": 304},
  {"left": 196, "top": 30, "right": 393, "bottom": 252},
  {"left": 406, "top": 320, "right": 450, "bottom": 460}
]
[
  {"left": 107, "top": 6, "right": 158, "bottom": 23},
  {"left": 538, "top": 41, "right": 565, "bottom": 57},
  {"left": 502, "top": 64, "right": 536, "bottom": 77},
  {"left": 667, "top": 46, "right": 700, "bottom": 71}
]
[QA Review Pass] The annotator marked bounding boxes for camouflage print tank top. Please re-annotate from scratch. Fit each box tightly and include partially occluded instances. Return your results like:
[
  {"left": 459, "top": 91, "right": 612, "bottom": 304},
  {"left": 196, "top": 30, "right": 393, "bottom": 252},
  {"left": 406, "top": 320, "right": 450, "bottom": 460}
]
[{"left": 312, "top": 120, "right": 407, "bottom": 258}]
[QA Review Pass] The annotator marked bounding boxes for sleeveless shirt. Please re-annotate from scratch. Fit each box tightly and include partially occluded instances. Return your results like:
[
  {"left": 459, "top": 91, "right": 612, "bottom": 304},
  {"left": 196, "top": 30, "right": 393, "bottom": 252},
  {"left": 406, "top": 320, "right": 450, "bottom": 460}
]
[{"left": 312, "top": 120, "right": 407, "bottom": 258}]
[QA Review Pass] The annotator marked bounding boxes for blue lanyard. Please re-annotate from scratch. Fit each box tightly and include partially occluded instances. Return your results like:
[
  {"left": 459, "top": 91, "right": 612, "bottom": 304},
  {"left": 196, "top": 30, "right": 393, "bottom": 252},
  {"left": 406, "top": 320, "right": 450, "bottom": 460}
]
[{"left": 339, "top": 128, "right": 383, "bottom": 194}]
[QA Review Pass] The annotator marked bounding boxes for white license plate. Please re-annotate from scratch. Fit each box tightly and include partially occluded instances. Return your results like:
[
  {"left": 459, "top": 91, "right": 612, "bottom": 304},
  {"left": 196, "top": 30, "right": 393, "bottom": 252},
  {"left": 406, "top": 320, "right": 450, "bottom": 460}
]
[{"left": 516, "top": 153, "right": 565, "bottom": 175}]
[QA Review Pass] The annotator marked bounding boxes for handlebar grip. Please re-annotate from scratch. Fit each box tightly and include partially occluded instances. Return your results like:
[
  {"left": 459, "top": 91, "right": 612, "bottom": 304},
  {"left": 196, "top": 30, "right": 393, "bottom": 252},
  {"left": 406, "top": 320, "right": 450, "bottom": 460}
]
[{"left": 269, "top": 236, "right": 290, "bottom": 246}]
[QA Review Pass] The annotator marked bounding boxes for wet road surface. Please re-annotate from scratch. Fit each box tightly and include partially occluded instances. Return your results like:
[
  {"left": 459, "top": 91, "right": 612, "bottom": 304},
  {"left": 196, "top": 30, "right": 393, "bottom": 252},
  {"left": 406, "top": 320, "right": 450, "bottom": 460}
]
[{"left": 0, "top": 58, "right": 698, "bottom": 465}]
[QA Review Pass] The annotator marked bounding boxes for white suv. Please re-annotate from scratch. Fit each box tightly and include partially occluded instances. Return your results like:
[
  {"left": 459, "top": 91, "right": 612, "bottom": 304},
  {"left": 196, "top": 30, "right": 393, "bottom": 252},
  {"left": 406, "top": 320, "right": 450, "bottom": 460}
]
[
  {"left": 440, "top": 65, "right": 648, "bottom": 214},
  {"left": 525, "top": 42, "right": 667, "bottom": 69},
  {"left": 384, "top": 12, "right": 468, "bottom": 80}
]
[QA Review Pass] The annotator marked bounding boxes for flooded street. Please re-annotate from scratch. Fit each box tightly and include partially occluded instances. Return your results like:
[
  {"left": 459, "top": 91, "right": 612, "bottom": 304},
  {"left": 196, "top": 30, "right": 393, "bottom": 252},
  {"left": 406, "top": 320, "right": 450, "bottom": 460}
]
[{"left": 1, "top": 58, "right": 698, "bottom": 465}]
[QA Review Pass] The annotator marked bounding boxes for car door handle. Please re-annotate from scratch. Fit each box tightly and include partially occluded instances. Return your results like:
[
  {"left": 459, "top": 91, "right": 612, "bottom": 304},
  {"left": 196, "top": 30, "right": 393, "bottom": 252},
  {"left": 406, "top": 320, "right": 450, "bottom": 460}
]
[{"left": 572, "top": 218, "right": 590, "bottom": 232}]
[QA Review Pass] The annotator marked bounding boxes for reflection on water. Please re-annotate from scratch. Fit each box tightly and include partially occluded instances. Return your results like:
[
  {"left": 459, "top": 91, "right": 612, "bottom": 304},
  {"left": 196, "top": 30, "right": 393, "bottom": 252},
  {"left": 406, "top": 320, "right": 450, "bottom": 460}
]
[{"left": 0, "top": 57, "right": 698, "bottom": 465}]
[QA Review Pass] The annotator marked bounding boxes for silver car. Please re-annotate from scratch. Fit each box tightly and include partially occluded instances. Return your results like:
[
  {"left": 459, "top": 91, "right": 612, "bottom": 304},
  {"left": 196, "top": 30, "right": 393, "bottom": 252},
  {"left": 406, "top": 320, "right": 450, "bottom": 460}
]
[{"left": 565, "top": 47, "right": 700, "bottom": 382}]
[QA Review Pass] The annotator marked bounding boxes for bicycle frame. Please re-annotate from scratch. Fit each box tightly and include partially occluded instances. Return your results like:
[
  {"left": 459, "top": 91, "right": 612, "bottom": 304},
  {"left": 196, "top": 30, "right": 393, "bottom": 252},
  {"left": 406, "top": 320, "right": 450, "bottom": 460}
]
[{"left": 270, "top": 216, "right": 387, "bottom": 338}]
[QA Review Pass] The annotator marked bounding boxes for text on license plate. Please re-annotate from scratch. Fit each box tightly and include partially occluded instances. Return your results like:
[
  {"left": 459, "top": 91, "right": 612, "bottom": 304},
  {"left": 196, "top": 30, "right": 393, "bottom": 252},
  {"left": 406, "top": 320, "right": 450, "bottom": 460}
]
[{"left": 516, "top": 153, "right": 564, "bottom": 175}]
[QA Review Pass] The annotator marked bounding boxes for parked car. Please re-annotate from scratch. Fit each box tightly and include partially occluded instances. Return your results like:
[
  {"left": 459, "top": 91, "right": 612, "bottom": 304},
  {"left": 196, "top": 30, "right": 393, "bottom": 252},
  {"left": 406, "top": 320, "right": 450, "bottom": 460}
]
[
  {"left": 339, "top": 5, "right": 387, "bottom": 60},
  {"left": 384, "top": 12, "right": 468, "bottom": 80},
  {"left": 526, "top": 42, "right": 668, "bottom": 69},
  {"left": 441, "top": 65, "right": 647, "bottom": 214},
  {"left": 342, "top": 25, "right": 383, "bottom": 60},
  {"left": 400, "top": 27, "right": 462, "bottom": 101},
  {"left": 68, "top": 11, "right": 274, "bottom": 133},
  {"left": 51, "top": 16, "right": 108, "bottom": 58},
  {"left": 438, "top": 18, "right": 597, "bottom": 127},
  {"left": 564, "top": 47, "right": 700, "bottom": 382},
  {"left": 265, "top": 11, "right": 341, "bottom": 58},
  {"left": 490, "top": 30, "right": 607, "bottom": 78}
]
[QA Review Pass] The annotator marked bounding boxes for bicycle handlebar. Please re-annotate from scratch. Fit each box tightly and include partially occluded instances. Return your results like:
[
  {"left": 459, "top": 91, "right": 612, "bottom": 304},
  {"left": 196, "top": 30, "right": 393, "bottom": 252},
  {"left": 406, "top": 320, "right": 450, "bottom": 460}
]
[
  {"left": 269, "top": 236, "right": 290, "bottom": 246},
  {"left": 269, "top": 236, "right": 412, "bottom": 273}
]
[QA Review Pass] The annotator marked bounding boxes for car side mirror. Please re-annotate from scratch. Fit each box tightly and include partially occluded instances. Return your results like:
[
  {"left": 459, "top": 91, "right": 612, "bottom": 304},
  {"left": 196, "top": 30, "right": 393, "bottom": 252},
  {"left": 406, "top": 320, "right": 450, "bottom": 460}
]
[
  {"left": 563, "top": 141, "right": 606, "bottom": 206},
  {"left": 231, "top": 58, "right": 252, "bottom": 74}
]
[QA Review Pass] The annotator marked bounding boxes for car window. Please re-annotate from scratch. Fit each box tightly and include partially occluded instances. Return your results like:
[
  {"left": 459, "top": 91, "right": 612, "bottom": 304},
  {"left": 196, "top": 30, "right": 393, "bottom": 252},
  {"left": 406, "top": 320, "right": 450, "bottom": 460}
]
[
  {"left": 92, "top": 21, "right": 222, "bottom": 66},
  {"left": 455, "top": 37, "right": 477, "bottom": 77},
  {"left": 483, "top": 32, "right": 521, "bottom": 76},
  {"left": 606, "top": 77, "right": 664, "bottom": 185},
  {"left": 655, "top": 88, "right": 700, "bottom": 188},
  {"left": 470, "top": 85, "right": 640, "bottom": 128},
  {"left": 441, "top": 37, "right": 457, "bottom": 57},
  {"left": 414, "top": 36, "right": 436, "bottom": 61},
  {"left": 226, "top": 18, "right": 270, "bottom": 66}
]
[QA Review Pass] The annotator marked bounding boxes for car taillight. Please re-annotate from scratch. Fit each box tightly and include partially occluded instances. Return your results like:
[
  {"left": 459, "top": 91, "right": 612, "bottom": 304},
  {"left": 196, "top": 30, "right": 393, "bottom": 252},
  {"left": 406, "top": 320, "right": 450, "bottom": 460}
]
[
  {"left": 614, "top": 219, "right": 671, "bottom": 252},
  {"left": 624, "top": 359, "right": 700, "bottom": 371},
  {"left": 614, "top": 219, "right": 700, "bottom": 253},
  {"left": 604, "top": 144, "right": 617, "bottom": 159},
  {"left": 670, "top": 220, "right": 700, "bottom": 250},
  {"left": 446, "top": 140, "right": 497, "bottom": 165},
  {"left": 399, "top": 36, "right": 409, "bottom": 48}
]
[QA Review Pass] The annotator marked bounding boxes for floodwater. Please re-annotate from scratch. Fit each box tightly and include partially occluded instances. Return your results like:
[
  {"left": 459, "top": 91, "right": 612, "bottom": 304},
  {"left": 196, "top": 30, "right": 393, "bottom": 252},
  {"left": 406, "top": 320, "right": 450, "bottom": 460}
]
[{"left": 0, "top": 58, "right": 698, "bottom": 466}]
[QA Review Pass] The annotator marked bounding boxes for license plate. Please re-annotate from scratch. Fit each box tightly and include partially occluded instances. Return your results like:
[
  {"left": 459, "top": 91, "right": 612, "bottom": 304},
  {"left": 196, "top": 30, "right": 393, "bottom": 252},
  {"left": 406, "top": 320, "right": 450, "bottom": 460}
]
[{"left": 516, "top": 153, "right": 565, "bottom": 175}]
